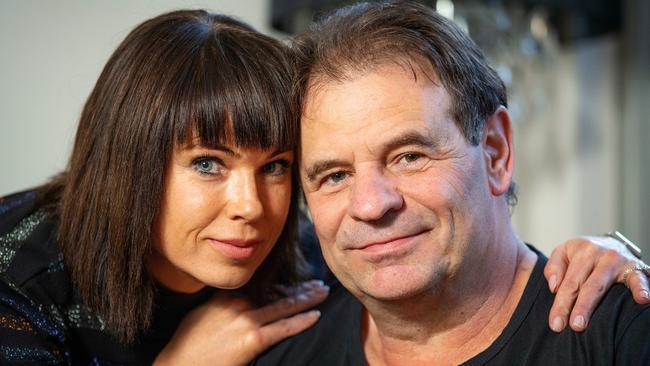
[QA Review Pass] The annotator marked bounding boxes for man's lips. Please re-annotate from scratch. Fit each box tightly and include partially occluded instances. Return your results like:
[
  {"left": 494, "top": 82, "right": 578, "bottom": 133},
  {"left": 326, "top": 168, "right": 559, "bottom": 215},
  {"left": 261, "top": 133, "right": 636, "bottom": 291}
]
[
  {"left": 350, "top": 229, "right": 431, "bottom": 252},
  {"left": 208, "top": 238, "right": 263, "bottom": 260}
]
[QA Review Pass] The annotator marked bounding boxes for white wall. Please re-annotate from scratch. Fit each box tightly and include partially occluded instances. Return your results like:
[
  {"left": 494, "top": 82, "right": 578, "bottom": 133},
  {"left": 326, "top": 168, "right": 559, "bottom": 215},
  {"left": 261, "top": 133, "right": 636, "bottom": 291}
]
[
  {"left": 0, "top": 0, "right": 272, "bottom": 196},
  {"left": 512, "top": 37, "right": 621, "bottom": 254}
]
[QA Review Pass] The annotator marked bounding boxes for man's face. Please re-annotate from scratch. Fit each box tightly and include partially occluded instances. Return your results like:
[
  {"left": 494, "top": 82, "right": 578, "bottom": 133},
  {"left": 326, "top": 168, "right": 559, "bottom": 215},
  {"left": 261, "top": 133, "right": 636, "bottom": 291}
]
[{"left": 300, "top": 64, "right": 494, "bottom": 301}]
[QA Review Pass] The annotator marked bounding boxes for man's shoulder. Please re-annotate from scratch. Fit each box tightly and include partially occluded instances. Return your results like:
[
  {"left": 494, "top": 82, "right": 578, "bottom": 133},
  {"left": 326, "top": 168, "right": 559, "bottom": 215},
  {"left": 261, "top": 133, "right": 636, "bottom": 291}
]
[
  {"left": 254, "top": 281, "right": 366, "bottom": 366},
  {"left": 476, "top": 270, "right": 650, "bottom": 365},
  {"left": 585, "top": 283, "right": 650, "bottom": 350}
]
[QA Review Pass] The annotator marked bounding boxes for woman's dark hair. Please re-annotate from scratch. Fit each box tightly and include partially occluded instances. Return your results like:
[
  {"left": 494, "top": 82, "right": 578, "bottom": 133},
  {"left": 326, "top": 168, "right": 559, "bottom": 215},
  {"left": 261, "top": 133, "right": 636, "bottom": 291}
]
[
  {"left": 40, "top": 9, "right": 306, "bottom": 342},
  {"left": 290, "top": 1, "right": 517, "bottom": 205}
]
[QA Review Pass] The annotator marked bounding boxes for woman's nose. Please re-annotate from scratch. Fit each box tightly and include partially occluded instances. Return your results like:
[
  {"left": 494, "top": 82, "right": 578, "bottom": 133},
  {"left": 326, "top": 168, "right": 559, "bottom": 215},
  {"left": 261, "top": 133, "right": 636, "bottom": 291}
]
[{"left": 225, "top": 172, "right": 264, "bottom": 222}]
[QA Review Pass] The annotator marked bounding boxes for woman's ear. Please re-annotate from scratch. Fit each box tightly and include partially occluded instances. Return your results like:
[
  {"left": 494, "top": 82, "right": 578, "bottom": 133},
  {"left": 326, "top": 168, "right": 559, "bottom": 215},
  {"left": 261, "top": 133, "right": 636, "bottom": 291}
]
[{"left": 482, "top": 106, "right": 514, "bottom": 197}]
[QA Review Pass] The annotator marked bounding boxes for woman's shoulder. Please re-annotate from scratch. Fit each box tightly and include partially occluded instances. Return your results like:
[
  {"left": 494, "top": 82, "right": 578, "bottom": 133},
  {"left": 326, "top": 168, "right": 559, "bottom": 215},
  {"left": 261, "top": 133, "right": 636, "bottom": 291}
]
[
  {"left": 0, "top": 190, "right": 41, "bottom": 233},
  {"left": 0, "top": 190, "right": 62, "bottom": 284},
  {"left": 0, "top": 189, "right": 75, "bottom": 322},
  {"left": 0, "top": 190, "right": 76, "bottom": 363}
]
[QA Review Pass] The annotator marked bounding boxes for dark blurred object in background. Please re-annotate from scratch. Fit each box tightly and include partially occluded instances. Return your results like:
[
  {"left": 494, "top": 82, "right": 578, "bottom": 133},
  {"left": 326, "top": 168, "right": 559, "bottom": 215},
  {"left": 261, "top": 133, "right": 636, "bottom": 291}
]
[{"left": 271, "top": 0, "right": 622, "bottom": 46}]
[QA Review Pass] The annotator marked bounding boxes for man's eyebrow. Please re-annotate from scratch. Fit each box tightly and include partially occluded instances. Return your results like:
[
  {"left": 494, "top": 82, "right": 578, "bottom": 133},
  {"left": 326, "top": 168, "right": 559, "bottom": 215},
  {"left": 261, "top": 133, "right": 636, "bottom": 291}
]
[
  {"left": 383, "top": 131, "right": 440, "bottom": 152},
  {"left": 303, "top": 132, "right": 441, "bottom": 182},
  {"left": 304, "top": 159, "right": 347, "bottom": 182}
]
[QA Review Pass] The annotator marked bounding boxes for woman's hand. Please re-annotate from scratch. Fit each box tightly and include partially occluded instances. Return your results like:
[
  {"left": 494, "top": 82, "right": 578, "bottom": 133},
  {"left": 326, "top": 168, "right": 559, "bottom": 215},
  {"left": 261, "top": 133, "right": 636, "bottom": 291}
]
[
  {"left": 545, "top": 235, "right": 649, "bottom": 333},
  {"left": 154, "top": 280, "right": 329, "bottom": 366}
]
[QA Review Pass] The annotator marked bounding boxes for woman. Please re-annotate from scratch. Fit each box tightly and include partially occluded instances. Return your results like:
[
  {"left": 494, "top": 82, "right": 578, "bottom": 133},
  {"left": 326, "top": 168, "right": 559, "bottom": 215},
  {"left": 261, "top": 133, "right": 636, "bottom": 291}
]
[
  {"left": 0, "top": 10, "right": 328, "bottom": 365},
  {"left": 0, "top": 8, "right": 645, "bottom": 366}
]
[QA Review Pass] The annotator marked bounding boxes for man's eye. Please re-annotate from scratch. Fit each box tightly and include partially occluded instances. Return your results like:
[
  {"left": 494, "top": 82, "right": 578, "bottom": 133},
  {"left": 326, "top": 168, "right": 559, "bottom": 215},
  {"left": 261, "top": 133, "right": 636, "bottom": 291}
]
[
  {"left": 262, "top": 160, "right": 291, "bottom": 176},
  {"left": 325, "top": 171, "right": 348, "bottom": 185},
  {"left": 400, "top": 152, "right": 422, "bottom": 164},
  {"left": 193, "top": 158, "right": 223, "bottom": 175}
]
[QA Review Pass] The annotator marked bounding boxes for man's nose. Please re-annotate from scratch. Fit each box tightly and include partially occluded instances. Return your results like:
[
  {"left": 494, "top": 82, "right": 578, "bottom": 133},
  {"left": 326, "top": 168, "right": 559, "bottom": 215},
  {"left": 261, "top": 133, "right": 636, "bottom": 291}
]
[
  {"left": 348, "top": 170, "right": 403, "bottom": 222},
  {"left": 225, "top": 172, "right": 264, "bottom": 222}
]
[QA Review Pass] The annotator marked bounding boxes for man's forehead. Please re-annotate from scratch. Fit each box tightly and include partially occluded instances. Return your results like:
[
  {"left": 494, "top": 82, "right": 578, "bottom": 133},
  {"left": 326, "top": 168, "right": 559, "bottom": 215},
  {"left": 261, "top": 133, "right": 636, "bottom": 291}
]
[
  {"left": 299, "top": 68, "right": 458, "bottom": 171},
  {"left": 301, "top": 58, "right": 440, "bottom": 106},
  {"left": 300, "top": 64, "right": 451, "bottom": 132}
]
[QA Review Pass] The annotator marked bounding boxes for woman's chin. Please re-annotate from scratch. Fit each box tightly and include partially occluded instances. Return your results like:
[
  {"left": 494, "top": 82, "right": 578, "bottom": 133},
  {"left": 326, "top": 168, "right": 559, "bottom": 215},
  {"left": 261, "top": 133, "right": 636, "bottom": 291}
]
[{"left": 201, "top": 268, "right": 257, "bottom": 290}]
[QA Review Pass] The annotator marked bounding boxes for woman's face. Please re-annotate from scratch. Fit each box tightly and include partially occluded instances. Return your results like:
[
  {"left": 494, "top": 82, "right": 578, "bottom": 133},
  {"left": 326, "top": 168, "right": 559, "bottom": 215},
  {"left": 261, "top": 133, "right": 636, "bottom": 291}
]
[{"left": 150, "top": 139, "right": 294, "bottom": 293}]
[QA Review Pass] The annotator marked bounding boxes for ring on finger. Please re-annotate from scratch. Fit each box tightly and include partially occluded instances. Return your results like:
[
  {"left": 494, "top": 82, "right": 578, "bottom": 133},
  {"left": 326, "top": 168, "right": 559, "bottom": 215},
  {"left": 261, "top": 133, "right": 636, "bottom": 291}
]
[{"left": 622, "top": 263, "right": 650, "bottom": 288}]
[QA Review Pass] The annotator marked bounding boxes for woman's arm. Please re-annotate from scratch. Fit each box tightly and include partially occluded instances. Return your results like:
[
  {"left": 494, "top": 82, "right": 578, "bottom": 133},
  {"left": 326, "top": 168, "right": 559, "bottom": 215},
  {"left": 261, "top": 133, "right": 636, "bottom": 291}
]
[
  {"left": 546, "top": 235, "right": 649, "bottom": 332},
  {"left": 154, "top": 280, "right": 329, "bottom": 366}
]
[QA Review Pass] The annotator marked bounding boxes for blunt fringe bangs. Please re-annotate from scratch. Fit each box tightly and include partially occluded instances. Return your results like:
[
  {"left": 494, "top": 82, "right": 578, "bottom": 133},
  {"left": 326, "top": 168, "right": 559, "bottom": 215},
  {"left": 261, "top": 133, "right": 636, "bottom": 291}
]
[
  {"left": 172, "top": 15, "right": 296, "bottom": 151},
  {"left": 41, "top": 9, "right": 305, "bottom": 343},
  {"left": 290, "top": 0, "right": 517, "bottom": 206}
]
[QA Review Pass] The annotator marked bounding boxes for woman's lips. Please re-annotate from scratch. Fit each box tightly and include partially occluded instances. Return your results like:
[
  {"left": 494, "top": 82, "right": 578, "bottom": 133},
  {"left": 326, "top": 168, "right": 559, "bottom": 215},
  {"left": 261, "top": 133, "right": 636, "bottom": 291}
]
[{"left": 208, "top": 238, "right": 262, "bottom": 260}]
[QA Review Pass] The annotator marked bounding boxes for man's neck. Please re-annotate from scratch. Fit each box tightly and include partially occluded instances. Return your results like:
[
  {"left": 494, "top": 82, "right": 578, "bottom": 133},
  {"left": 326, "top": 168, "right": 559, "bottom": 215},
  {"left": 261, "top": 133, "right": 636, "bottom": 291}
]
[{"left": 360, "top": 236, "right": 537, "bottom": 366}]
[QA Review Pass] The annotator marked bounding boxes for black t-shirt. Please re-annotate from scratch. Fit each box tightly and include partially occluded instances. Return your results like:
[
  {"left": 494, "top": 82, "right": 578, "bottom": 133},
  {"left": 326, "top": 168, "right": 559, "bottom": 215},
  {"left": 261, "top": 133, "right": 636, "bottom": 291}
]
[{"left": 254, "top": 253, "right": 650, "bottom": 365}]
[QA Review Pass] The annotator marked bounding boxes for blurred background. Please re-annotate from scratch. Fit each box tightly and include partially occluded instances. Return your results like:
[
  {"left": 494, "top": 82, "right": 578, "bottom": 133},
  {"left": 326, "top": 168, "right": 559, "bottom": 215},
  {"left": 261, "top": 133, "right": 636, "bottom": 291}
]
[{"left": 1, "top": 0, "right": 648, "bottom": 255}]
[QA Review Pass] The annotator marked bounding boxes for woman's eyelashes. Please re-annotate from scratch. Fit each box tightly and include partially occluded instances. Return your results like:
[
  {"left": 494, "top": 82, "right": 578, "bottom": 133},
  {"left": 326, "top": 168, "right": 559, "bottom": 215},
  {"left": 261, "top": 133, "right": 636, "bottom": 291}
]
[
  {"left": 192, "top": 156, "right": 225, "bottom": 176},
  {"left": 261, "top": 159, "right": 291, "bottom": 177},
  {"left": 191, "top": 156, "right": 292, "bottom": 178}
]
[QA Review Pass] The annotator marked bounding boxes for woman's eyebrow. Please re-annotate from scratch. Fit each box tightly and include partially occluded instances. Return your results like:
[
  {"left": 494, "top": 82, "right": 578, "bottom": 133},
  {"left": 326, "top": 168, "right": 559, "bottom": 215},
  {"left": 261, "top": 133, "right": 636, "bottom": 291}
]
[
  {"left": 268, "top": 148, "right": 293, "bottom": 157},
  {"left": 187, "top": 142, "right": 239, "bottom": 157}
]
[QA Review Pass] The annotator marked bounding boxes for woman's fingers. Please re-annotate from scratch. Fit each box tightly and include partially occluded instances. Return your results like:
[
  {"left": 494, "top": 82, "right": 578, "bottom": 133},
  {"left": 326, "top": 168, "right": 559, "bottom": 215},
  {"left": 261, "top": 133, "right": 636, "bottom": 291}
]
[
  {"left": 545, "top": 235, "right": 650, "bottom": 333},
  {"left": 245, "top": 309, "right": 322, "bottom": 351},
  {"left": 546, "top": 236, "right": 625, "bottom": 332},
  {"left": 547, "top": 240, "right": 598, "bottom": 332},
  {"left": 252, "top": 281, "right": 329, "bottom": 324},
  {"left": 241, "top": 282, "right": 329, "bottom": 354},
  {"left": 544, "top": 244, "right": 570, "bottom": 293},
  {"left": 565, "top": 255, "right": 618, "bottom": 332},
  {"left": 155, "top": 284, "right": 329, "bottom": 366},
  {"left": 625, "top": 270, "right": 650, "bottom": 304}
]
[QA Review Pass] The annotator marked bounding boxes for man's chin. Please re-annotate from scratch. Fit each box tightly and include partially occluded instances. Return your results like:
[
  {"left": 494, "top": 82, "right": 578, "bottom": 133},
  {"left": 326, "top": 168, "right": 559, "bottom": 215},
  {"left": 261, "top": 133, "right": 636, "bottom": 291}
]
[{"left": 344, "top": 265, "right": 441, "bottom": 302}]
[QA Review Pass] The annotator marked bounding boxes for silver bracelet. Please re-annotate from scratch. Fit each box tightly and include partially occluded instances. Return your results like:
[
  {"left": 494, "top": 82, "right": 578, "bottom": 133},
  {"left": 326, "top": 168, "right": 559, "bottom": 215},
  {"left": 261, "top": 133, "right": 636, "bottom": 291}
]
[{"left": 606, "top": 230, "right": 642, "bottom": 259}]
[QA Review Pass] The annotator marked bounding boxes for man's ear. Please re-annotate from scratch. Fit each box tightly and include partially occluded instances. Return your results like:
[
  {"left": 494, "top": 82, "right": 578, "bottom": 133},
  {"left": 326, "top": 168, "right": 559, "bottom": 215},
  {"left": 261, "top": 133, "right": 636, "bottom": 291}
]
[{"left": 482, "top": 106, "right": 514, "bottom": 197}]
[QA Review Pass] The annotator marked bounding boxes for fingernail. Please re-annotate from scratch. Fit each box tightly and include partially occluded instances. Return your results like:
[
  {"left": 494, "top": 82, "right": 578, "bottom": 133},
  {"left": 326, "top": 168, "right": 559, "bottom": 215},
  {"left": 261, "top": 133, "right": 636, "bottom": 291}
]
[
  {"left": 551, "top": 316, "right": 564, "bottom": 332},
  {"left": 572, "top": 315, "right": 586, "bottom": 329},
  {"left": 302, "top": 280, "right": 322, "bottom": 289},
  {"left": 313, "top": 286, "right": 329, "bottom": 296},
  {"left": 316, "top": 285, "right": 330, "bottom": 294},
  {"left": 548, "top": 275, "right": 557, "bottom": 293},
  {"left": 308, "top": 310, "right": 321, "bottom": 318},
  {"left": 308, "top": 279, "right": 325, "bottom": 287},
  {"left": 641, "top": 290, "right": 649, "bottom": 300},
  {"left": 296, "top": 293, "right": 308, "bottom": 302}
]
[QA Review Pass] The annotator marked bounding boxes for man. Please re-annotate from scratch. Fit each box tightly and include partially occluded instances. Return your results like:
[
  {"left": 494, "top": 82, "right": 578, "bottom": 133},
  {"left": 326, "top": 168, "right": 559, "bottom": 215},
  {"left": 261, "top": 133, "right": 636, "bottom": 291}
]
[{"left": 255, "top": 2, "right": 650, "bottom": 364}]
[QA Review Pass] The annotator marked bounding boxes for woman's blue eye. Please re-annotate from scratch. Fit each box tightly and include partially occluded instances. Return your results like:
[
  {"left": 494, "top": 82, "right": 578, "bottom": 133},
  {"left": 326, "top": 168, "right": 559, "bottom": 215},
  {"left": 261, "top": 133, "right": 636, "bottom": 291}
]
[
  {"left": 193, "top": 158, "right": 222, "bottom": 175},
  {"left": 262, "top": 160, "right": 290, "bottom": 176}
]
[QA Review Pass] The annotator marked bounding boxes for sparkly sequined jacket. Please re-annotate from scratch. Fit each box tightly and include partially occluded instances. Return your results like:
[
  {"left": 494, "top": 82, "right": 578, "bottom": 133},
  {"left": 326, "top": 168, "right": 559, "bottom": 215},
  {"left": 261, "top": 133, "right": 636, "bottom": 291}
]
[{"left": 0, "top": 191, "right": 213, "bottom": 365}]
